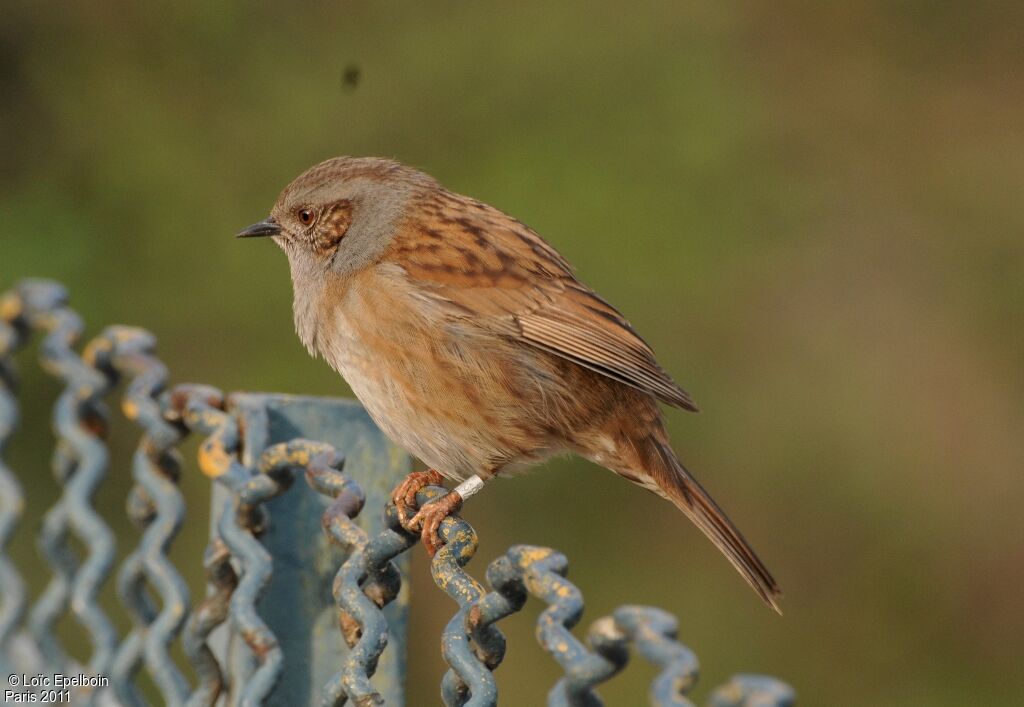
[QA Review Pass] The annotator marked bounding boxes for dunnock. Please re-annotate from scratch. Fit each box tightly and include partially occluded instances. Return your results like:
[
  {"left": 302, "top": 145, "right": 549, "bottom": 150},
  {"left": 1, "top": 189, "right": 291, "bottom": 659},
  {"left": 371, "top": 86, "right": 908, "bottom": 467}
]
[{"left": 239, "top": 157, "right": 780, "bottom": 611}]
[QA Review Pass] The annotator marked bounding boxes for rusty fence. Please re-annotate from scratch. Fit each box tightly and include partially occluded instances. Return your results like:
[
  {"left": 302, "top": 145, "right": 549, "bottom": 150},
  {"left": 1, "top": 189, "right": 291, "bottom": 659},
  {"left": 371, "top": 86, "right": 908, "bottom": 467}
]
[{"left": 0, "top": 279, "right": 795, "bottom": 706}]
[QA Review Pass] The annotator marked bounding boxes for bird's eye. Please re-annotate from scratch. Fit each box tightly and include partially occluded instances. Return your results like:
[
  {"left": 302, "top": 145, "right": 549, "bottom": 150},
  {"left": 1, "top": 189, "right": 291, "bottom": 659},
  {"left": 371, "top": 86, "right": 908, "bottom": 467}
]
[{"left": 297, "top": 208, "right": 316, "bottom": 225}]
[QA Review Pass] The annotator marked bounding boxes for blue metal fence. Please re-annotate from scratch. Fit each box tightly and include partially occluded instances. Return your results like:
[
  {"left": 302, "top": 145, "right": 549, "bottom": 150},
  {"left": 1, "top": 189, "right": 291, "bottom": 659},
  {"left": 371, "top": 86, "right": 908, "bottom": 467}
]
[{"left": 0, "top": 279, "right": 795, "bottom": 706}]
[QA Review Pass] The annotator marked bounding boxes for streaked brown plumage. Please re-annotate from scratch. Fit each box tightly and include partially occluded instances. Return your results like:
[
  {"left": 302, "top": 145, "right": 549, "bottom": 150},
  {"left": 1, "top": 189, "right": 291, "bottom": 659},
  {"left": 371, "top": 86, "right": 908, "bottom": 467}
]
[{"left": 238, "top": 156, "right": 781, "bottom": 611}]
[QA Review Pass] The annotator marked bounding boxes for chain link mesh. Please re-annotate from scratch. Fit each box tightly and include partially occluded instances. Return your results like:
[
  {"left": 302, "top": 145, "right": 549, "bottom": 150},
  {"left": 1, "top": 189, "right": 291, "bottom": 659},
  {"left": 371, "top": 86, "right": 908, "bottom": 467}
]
[{"left": 0, "top": 279, "right": 794, "bottom": 706}]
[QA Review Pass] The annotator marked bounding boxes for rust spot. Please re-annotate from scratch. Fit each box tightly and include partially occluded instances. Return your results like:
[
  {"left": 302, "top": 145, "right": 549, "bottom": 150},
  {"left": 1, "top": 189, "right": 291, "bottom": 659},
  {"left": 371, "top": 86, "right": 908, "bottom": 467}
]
[
  {"left": 82, "top": 408, "right": 108, "bottom": 437},
  {"left": 121, "top": 398, "right": 140, "bottom": 421},
  {"left": 240, "top": 628, "right": 278, "bottom": 658},
  {"left": 467, "top": 603, "right": 483, "bottom": 628},
  {"left": 0, "top": 293, "right": 23, "bottom": 320},
  {"left": 339, "top": 611, "right": 362, "bottom": 648},
  {"left": 198, "top": 441, "right": 231, "bottom": 478}
]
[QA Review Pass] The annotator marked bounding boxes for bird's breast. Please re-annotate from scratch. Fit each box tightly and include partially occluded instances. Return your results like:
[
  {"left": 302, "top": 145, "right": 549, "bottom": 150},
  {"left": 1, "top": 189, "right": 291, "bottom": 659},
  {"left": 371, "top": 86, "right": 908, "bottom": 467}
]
[{"left": 315, "top": 265, "right": 560, "bottom": 479}]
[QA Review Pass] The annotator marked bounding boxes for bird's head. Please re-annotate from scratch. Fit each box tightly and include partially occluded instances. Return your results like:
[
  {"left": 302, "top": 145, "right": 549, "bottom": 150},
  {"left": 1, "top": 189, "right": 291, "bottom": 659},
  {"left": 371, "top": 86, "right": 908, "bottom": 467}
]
[{"left": 237, "top": 156, "right": 437, "bottom": 277}]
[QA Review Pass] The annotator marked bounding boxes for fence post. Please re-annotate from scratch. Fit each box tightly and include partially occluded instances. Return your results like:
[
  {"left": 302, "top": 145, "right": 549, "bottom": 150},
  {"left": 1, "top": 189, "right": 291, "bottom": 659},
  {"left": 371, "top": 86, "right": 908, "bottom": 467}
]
[{"left": 214, "top": 393, "right": 410, "bottom": 706}]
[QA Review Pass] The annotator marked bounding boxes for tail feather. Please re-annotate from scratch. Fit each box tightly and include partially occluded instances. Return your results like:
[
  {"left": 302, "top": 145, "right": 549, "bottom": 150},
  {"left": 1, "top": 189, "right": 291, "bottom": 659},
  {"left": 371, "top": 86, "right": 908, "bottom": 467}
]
[{"left": 648, "top": 440, "right": 782, "bottom": 613}]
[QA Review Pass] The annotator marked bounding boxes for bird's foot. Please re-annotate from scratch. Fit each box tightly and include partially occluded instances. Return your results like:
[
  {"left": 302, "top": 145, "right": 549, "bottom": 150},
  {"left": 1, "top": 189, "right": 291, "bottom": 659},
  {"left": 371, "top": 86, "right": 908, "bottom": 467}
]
[
  {"left": 407, "top": 491, "right": 464, "bottom": 556},
  {"left": 392, "top": 469, "right": 446, "bottom": 529}
]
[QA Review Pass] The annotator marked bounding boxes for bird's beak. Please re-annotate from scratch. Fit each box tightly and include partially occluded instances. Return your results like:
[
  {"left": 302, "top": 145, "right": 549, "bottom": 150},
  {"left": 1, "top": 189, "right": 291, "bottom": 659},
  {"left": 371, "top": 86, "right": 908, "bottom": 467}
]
[{"left": 236, "top": 217, "right": 281, "bottom": 238}]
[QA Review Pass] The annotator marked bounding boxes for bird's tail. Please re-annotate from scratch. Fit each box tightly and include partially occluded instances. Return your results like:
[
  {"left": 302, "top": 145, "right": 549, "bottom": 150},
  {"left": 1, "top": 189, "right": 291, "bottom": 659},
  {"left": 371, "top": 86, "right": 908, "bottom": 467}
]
[{"left": 642, "top": 438, "right": 782, "bottom": 613}]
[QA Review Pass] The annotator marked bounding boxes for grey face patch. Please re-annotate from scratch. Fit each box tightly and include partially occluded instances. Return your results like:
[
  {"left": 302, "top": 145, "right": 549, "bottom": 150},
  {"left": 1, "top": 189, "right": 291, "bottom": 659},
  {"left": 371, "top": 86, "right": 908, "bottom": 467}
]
[
  {"left": 327, "top": 177, "right": 418, "bottom": 276},
  {"left": 271, "top": 157, "right": 435, "bottom": 277}
]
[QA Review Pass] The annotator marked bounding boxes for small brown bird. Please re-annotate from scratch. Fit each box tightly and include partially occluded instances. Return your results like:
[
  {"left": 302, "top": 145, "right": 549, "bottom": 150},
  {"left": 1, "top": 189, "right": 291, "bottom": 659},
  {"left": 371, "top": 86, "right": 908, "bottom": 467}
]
[{"left": 239, "top": 156, "right": 781, "bottom": 611}]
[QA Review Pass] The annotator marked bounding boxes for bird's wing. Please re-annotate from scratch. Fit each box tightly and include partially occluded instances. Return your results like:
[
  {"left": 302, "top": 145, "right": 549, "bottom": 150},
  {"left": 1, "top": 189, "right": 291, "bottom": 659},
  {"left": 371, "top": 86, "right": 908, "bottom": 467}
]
[{"left": 388, "top": 191, "right": 698, "bottom": 410}]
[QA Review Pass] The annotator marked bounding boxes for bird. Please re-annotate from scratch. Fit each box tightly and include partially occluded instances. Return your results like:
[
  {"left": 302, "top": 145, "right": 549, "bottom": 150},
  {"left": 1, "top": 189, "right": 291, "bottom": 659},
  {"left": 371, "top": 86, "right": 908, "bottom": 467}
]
[{"left": 237, "top": 156, "right": 781, "bottom": 611}]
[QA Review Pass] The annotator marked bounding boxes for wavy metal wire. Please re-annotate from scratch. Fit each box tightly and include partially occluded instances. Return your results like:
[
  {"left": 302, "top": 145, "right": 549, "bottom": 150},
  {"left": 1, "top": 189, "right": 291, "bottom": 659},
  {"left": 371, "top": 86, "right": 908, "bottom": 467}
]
[
  {"left": 415, "top": 485, "right": 506, "bottom": 707},
  {"left": 173, "top": 384, "right": 289, "bottom": 707},
  {"left": 90, "top": 326, "right": 192, "bottom": 707},
  {"left": 161, "top": 384, "right": 237, "bottom": 707},
  {"left": 430, "top": 542, "right": 793, "bottom": 707},
  {"left": 609, "top": 606, "right": 699, "bottom": 706},
  {"left": 708, "top": 676, "right": 796, "bottom": 707},
  {"left": 270, "top": 440, "right": 368, "bottom": 707},
  {"left": 0, "top": 278, "right": 795, "bottom": 706},
  {"left": 0, "top": 289, "right": 30, "bottom": 673},
  {"left": 182, "top": 536, "right": 236, "bottom": 707},
  {"left": 19, "top": 281, "right": 119, "bottom": 696},
  {"left": 293, "top": 438, "right": 415, "bottom": 707}
]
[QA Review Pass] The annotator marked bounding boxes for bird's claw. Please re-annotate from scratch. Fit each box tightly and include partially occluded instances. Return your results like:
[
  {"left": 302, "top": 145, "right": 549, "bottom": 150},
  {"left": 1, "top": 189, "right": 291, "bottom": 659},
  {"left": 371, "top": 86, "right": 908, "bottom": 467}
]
[
  {"left": 392, "top": 469, "right": 445, "bottom": 529},
  {"left": 407, "top": 491, "right": 463, "bottom": 556}
]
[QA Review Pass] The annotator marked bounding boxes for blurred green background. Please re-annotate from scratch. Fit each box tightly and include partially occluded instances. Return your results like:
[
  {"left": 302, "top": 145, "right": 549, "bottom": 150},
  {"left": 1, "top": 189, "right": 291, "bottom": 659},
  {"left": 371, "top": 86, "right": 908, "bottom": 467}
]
[{"left": 2, "top": 1, "right": 1023, "bottom": 704}]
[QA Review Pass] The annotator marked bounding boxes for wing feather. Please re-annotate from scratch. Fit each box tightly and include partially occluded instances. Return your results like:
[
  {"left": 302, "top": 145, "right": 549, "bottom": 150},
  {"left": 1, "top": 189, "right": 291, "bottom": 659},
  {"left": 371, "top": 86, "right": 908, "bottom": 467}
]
[{"left": 389, "top": 190, "right": 698, "bottom": 411}]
